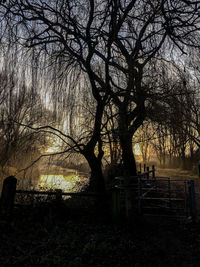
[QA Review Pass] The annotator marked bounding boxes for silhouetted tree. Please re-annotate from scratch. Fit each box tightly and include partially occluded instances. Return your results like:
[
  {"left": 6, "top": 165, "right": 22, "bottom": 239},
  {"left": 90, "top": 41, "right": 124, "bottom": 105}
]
[
  {"left": 1, "top": 0, "right": 200, "bottom": 183},
  {"left": 0, "top": 70, "right": 52, "bottom": 169}
]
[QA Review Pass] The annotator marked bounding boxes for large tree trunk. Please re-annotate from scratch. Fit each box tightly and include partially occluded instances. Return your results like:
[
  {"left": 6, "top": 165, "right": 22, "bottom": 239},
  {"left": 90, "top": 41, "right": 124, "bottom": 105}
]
[
  {"left": 82, "top": 137, "right": 105, "bottom": 194},
  {"left": 82, "top": 150, "right": 107, "bottom": 212},
  {"left": 119, "top": 132, "right": 137, "bottom": 177},
  {"left": 80, "top": 97, "right": 106, "bottom": 194},
  {"left": 86, "top": 153, "right": 105, "bottom": 194},
  {"left": 118, "top": 130, "right": 137, "bottom": 219},
  {"left": 118, "top": 106, "right": 138, "bottom": 178}
]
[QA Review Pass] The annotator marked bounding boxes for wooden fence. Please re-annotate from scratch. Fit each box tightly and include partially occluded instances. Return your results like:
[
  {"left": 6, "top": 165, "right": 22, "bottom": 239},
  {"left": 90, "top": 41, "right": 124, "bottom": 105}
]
[
  {"left": 0, "top": 166, "right": 197, "bottom": 221},
  {"left": 0, "top": 176, "right": 100, "bottom": 219}
]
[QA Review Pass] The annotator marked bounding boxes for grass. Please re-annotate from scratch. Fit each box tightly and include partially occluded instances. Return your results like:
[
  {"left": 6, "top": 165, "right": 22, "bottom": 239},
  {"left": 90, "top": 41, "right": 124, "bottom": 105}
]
[
  {"left": 156, "top": 167, "right": 199, "bottom": 180},
  {"left": 1, "top": 166, "right": 200, "bottom": 266},
  {"left": 1, "top": 199, "right": 200, "bottom": 267}
]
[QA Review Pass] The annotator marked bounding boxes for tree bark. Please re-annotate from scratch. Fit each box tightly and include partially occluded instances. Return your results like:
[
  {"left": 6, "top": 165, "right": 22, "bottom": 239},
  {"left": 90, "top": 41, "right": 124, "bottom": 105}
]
[
  {"left": 86, "top": 153, "right": 105, "bottom": 194},
  {"left": 119, "top": 133, "right": 137, "bottom": 177},
  {"left": 82, "top": 150, "right": 107, "bottom": 212},
  {"left": 80, "top": 141, "right": 106, "bottom": 194},
  {"left": 117, "top": 105, "right": 140, "bottom": 178}
]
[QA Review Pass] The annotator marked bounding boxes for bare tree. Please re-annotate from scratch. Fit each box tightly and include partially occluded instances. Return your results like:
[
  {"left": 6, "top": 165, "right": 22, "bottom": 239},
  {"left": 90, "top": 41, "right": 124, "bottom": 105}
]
[
  {"left": 149, "top": 60, "right": 199, "bottom": 169},
  {"left": 0, "top": 73, "right": 51, "bottom": 169},
  {"left": 1, "top": 0, "right": 200, "bottom": 184}
]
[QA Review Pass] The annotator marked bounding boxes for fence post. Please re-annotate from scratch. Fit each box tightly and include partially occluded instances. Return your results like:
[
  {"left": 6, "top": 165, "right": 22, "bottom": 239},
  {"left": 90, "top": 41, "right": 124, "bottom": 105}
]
[
  {"left": 184, "top": 181, "right": 187, "bottom": 215},
  {"left": 55, "top": 189, "right": 63, "bottom": 203},
  {"left": 124, "top": 174, "right": 132, "bottom": 219},
  {"left": 152, "top": 165, "right": 155, "bottom": 180},
  {"left": 0, "top": 176, "right": 17, "bottom": 219},
  {"left": 144, "top": 164, "right": 146, "bottom": 173},
  {"left": 138, "top": 177, "right": 142, "bottom": 214},
  {"left": 198, "top": 165, "right": 200, "bottom": 178},
  {"left": 188, "top": 180, "right": 196, "bottom": 220},
  {"left": 146, "top": 166, "right": 149, "bottom": 181},
  {"left": 168, "top": 178, "right": 171, "bottom": 207},
  {"left": 111, "top": 188, "right": 121, "bottom": 221}
]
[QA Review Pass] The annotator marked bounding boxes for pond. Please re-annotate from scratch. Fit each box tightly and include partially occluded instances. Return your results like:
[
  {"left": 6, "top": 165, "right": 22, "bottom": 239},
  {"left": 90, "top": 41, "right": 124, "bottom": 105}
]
[{"left": 37, "top": 173, "right": 89, "bottom": 192}]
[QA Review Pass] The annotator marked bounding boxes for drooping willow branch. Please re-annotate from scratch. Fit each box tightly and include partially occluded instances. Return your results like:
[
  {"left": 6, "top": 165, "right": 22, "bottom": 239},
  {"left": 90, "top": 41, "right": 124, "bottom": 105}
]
[
  {"left": 16, "top": 146, "right": 77, "bottom": 174},
  {"left": 12, "top": 119, "right": 85, "bottom": 152}
]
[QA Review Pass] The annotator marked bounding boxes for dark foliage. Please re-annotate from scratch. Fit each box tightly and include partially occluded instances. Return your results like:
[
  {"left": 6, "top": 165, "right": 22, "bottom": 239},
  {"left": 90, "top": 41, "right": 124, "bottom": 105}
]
[{"left": 0, "top": 201, "right": 200, "bottom": 267}]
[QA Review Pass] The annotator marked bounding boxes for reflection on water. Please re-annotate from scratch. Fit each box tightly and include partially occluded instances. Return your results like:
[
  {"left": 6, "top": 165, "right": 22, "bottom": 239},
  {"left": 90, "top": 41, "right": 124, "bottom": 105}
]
[{"left": 39, "top": 174, "right": 88, "bottom": 192}]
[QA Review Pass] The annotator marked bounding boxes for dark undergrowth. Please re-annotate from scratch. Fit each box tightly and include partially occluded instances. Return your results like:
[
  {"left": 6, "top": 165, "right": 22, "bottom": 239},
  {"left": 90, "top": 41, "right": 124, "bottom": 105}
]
[{"left": 0, "top": 200, "right": 200, "bottom": 267}]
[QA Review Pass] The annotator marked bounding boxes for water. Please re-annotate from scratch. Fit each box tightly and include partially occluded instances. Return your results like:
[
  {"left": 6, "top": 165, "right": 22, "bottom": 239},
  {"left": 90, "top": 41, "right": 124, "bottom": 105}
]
[{"left": 38, "top": 173, "right": 88, "bottom": 192}]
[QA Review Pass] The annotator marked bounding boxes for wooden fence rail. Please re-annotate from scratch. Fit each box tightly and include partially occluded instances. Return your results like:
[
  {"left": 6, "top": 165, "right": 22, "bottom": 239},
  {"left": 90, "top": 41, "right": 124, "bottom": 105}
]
[
  {"left": 15, "top": 190, "right": 99, "bottom": 197},
  {"left": 0, "top": 176, "right": 101, "bottom": 219}
]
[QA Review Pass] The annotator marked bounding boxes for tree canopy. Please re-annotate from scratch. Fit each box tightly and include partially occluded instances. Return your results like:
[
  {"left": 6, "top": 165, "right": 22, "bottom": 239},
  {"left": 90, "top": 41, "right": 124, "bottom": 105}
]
[{"left": 1, "top": 0, "right": 200, "bottom": 191}]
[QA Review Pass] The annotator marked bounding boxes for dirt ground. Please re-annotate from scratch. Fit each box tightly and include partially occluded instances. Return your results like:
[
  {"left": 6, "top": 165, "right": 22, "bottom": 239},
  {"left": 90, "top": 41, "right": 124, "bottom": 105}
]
[{"left": 156, "top": 167, "right": 199, "bottom": 181}]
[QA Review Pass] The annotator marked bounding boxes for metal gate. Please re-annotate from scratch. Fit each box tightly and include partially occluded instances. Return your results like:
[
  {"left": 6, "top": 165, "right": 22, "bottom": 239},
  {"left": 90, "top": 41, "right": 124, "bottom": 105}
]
[{"left": 114, "top": 175, "right": 196, "bottom": 220}]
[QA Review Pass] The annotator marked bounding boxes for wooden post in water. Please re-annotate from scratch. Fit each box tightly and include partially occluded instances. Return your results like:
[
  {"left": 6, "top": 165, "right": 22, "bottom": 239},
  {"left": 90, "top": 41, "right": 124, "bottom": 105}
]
[{"left": 0, "top": 176, "right": 17, "bottom": 219}]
